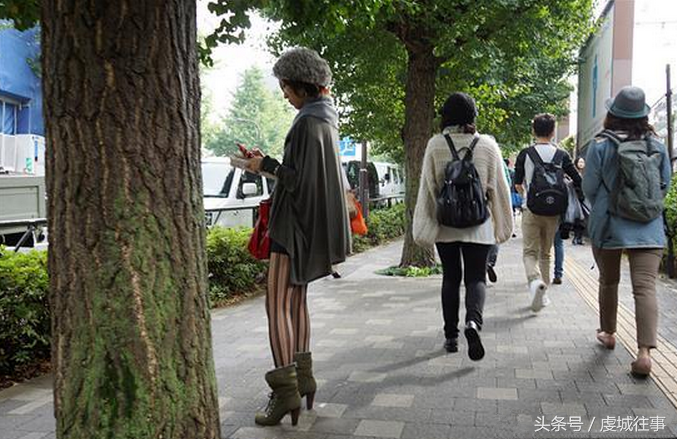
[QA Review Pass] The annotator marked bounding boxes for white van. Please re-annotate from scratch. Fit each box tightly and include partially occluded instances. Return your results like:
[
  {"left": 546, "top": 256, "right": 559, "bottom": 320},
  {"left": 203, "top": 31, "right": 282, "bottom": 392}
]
[
  {"left": 202, "top": 157, "right": 274, "bottom": 228},
  {"left": 373, "top": 162, "right": 405, "bottom": 199}
]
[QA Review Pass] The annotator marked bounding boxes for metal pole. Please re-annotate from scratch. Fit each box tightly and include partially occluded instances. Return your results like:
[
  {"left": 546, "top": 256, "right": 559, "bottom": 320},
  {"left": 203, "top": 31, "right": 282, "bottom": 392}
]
[
  {"left": 666, "top": 64, "right": 675, "bottom": 278},
  {"left": 667, "top": 64, "right": 674, "bottom": 167},
  {"left": 359, "top": 140, "right": 369, "bottom": 218}
]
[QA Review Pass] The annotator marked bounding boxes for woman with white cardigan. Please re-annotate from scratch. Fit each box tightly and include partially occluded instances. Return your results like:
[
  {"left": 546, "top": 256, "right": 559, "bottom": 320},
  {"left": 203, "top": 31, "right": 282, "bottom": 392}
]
[{"left": 413, "top": 92, "right": 513, "bottom": 360}]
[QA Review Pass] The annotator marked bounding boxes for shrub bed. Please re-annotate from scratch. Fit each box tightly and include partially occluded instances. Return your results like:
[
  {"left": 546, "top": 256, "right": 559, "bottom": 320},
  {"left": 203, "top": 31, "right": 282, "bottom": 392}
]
[
  {"left": 205, "top": 226, "right": 268, "bottom": 306},
  {"left": 352, "top": 203, "right": 406, "bottom": 253},
  {"left": 0, "top": 249, "right": 50, "bottom": 380}
]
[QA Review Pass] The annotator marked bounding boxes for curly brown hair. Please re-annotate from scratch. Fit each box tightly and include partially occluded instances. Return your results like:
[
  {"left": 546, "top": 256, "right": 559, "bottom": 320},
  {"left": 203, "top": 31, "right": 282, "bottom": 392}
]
[{"left": 603, "top": 114, "right": 656, "bottom": 140}]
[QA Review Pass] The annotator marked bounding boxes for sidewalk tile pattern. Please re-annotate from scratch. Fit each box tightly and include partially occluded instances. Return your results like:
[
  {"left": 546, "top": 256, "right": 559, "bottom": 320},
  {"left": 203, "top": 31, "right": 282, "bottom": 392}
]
[{"left": 2, "top": 235, "right": 677, "bottom": 438}]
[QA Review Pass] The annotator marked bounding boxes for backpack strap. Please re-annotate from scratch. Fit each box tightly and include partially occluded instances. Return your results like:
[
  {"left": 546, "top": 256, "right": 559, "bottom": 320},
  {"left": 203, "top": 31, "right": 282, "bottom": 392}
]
[
  {"left": 525, "top": 146, "right": 545, "bottom": 168},
  {"left": 465, "top": 136, "right": 481, "bottom": 155},
  {"left": 600, "top": 130, "right": 656, "bottom": 155},
  {"left": 443, "top": 134, "right": 461, "bottom": 161},
  {"left": 526, "top": 145, "right": 564, "bottom": 167},
  {"left": 457, "top": 136, "right": 481, "bottom": 161},
  {"left": 552, "top": 149, "right": 565, "bottom": 166},
  {"left": 597, "top": 129, "right": 622, "bottom": 145}
]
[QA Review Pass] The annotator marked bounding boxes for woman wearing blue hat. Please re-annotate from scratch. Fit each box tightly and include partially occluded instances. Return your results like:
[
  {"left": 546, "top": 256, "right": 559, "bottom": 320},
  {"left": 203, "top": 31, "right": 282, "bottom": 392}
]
[{"left": 582, "top": 86, "right": 672, "bottom": 377}]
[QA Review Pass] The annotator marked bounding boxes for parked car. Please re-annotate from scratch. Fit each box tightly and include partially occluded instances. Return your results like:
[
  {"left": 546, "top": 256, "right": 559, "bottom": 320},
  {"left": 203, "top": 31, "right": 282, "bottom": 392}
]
[
  {"left": 342, "top": 160, "right": 404, "bottom": 206},
  {"left": 202, "top": 157, "right": 274, "bottom": 228}
]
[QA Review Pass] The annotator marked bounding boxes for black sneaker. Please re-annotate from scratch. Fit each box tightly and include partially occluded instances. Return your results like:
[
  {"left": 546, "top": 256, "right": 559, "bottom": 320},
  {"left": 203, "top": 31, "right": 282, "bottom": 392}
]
[
  {"left": 552, "top": 277, "right": 562, "bottom": 285},
  {"left": 487, "top": 266, "right": 497, "bottom": 283},
  {"left": 464, "top": 321, "right": 485, "bottom": 361},
  {"left": 444, "top": 338, "right": 458, "bottom": 353}
]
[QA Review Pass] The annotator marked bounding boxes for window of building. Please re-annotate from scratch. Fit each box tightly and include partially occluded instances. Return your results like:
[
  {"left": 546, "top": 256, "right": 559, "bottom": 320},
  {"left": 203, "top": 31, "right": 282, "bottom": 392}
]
[{"left": 1, "top": 99, "right": 19, "bottom": 135}]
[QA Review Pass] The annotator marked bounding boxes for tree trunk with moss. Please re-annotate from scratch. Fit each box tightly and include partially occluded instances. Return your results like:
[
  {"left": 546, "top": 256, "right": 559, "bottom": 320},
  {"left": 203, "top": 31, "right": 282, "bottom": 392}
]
[
  {"left": 399, "top": 41, "right": 437, "bottom": 268},
  {"left": 42, "top": 1, "right": 221, "bottom": 438}
]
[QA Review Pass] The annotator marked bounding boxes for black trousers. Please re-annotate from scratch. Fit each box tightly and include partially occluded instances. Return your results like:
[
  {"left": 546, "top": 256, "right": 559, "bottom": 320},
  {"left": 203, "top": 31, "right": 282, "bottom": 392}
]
[
  {"left": 487, "top": 244, "right": 499, "bottom": 268},
  {"left": 436, "top": 242, "right": 491, "bottom": 339}
]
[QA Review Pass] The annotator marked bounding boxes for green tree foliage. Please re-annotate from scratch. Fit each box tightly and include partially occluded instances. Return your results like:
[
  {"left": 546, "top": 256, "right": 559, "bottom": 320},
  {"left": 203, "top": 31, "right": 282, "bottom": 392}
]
[
  {"left": 199, "top": 55, "right": 221, "bottom": 153},
  {"left": 0, "top": 1, "right": 39, "bottom": 30},
  {"left": 204, "top": 0, "right": 592, "bottom": 152},
  {"left": 204, "top": 66, "right": 293, "bottom": 159},
  {"left": 204, "top": 0, "right": 594, "bottom": 266}
]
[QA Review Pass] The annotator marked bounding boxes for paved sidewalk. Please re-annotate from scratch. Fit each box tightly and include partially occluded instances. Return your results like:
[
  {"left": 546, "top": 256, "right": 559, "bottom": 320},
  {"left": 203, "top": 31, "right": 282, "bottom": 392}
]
[{"left": 2, "top": 235, "right": 677, "bottom": 439}]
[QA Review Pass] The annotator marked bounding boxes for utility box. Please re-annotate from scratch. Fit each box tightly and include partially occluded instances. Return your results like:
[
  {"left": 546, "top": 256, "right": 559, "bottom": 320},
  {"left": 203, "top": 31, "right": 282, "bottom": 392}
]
[{"left": 0, "top": 174, "right": 46, "bottom": 241}]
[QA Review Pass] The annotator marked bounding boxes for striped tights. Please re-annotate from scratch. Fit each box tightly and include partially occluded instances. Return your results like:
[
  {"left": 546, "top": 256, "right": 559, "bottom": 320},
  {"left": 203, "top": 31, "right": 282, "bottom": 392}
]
[{"left": 266, "top": 252, "right": 310, "bottom": 367}]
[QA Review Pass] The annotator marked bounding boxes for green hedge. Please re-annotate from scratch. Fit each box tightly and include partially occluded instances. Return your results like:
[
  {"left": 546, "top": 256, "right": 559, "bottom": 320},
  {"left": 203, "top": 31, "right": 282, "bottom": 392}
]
[
  {"left": 353, "top": 203, "right": 407, "bottom": 252},
  {"left": 0, "top": 249, "right": 50, "bottom": 376},
  {"left": 205, "top": 226, "right": 268, "bottom": 306}
]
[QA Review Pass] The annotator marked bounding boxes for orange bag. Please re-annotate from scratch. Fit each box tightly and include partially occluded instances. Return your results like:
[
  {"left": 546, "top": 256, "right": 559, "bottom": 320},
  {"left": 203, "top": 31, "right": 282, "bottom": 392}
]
[{"left": 350, "top": 201, "right": 368, "bottom": 235}]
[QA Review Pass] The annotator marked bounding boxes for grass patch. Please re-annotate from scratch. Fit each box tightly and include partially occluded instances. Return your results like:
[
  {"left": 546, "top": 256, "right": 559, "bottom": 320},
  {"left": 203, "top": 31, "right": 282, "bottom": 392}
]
[{"left": 376, "top": 264, "right": 443, "bottom": 277}]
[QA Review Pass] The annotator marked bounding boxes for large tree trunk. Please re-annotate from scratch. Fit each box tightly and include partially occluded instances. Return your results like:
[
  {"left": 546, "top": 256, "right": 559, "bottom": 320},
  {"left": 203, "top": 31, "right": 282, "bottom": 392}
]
[
  {"left": 399, "top": 44, "right": 437, "bottom": 267},
  {"left": 42, "top": 1, "right": 221, "bottom": 438}
]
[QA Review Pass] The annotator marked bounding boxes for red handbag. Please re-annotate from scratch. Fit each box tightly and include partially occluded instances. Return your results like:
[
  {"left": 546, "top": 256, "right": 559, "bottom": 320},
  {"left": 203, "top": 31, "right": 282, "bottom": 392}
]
[{"left": 248, "top": 198, "right": 272, "bottom": 260}]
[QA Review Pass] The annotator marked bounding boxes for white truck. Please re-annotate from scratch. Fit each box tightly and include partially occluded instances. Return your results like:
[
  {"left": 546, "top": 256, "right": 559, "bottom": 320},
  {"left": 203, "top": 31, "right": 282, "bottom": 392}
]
[{"left": 0, "top": 134, "right": 47, "bottom": 247}]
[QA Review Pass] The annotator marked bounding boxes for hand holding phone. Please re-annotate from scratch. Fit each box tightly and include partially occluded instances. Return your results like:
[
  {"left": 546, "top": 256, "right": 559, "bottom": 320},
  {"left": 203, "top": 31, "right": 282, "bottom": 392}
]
[{"left": 237, "top": 143, "right": 254, "bottom": 158}]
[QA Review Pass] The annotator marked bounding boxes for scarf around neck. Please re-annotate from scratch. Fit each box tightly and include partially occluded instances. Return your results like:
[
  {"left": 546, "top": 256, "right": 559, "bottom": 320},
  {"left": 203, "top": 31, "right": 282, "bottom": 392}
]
[{"left": 292, "top": 96, "right": 339, "bottom": 130}]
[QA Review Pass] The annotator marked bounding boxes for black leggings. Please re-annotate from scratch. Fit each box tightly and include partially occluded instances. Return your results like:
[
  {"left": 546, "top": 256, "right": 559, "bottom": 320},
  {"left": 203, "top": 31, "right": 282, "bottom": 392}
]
[{"left": 436, "top": 242, "right": 491, "bottom": 339}]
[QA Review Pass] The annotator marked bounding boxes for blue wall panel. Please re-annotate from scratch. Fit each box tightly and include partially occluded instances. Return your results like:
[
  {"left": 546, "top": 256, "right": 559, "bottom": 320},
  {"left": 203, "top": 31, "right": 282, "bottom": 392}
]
[{"left": 0, "top": 23, "right": 43, "bottom": 136}]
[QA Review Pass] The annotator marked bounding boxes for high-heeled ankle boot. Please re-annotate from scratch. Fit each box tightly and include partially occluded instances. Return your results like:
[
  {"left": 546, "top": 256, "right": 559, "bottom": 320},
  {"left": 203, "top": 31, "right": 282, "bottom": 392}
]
[
  {"left": 294, "top": 352, "right": 317, "bottom": 410},
  {"left": 254, "top": 364, "right": 302, "bottom": 426}
]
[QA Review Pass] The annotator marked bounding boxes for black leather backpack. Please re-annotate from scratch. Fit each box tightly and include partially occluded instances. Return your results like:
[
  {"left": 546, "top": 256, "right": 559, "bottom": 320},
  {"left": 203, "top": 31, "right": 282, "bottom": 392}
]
[{"left": 436, "top": 134, "right": 489, "bottom": 228}]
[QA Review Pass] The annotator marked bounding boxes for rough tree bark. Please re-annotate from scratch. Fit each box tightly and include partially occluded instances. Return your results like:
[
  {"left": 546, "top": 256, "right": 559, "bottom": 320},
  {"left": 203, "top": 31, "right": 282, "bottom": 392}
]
[
  {"left": 399, "top": 42, "right": 437, "bottom": 267},
  {"left": 42, "top": 1, "right": 221, "bottom": 437}
]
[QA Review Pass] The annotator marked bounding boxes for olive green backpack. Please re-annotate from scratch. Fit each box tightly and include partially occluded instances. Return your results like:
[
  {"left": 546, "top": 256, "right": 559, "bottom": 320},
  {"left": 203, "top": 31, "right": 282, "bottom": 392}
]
[{"left": 599, "top": 130, "right": 666, "bottom": 223}]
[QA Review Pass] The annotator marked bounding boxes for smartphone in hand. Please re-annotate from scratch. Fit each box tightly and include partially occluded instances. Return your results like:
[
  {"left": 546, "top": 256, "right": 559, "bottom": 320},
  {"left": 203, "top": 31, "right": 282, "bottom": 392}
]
[{"left": 237, "top": 143, "right": 254, "bottom": 158}]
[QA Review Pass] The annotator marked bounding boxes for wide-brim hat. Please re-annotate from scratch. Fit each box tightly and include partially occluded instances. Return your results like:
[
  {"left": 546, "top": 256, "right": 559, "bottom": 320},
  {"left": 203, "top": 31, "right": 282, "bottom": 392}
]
[{"left": 605, "top": 86, "right": 651, "bottom": 119}]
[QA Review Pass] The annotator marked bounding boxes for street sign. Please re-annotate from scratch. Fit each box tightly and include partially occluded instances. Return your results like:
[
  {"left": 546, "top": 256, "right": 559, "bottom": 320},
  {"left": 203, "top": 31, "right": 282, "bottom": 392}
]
[{"left": 339, "top": 137, "right": 356, "bottom": 157}]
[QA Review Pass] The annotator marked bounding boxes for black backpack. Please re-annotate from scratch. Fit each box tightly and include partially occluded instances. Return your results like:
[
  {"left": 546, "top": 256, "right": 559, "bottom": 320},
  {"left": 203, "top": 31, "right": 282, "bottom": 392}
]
[
  {"left": 436, "top": 134, "right": 489, "bottom": 228},
  {"left": 525, "top": 146, "right": 568, "bottom": 216}
]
